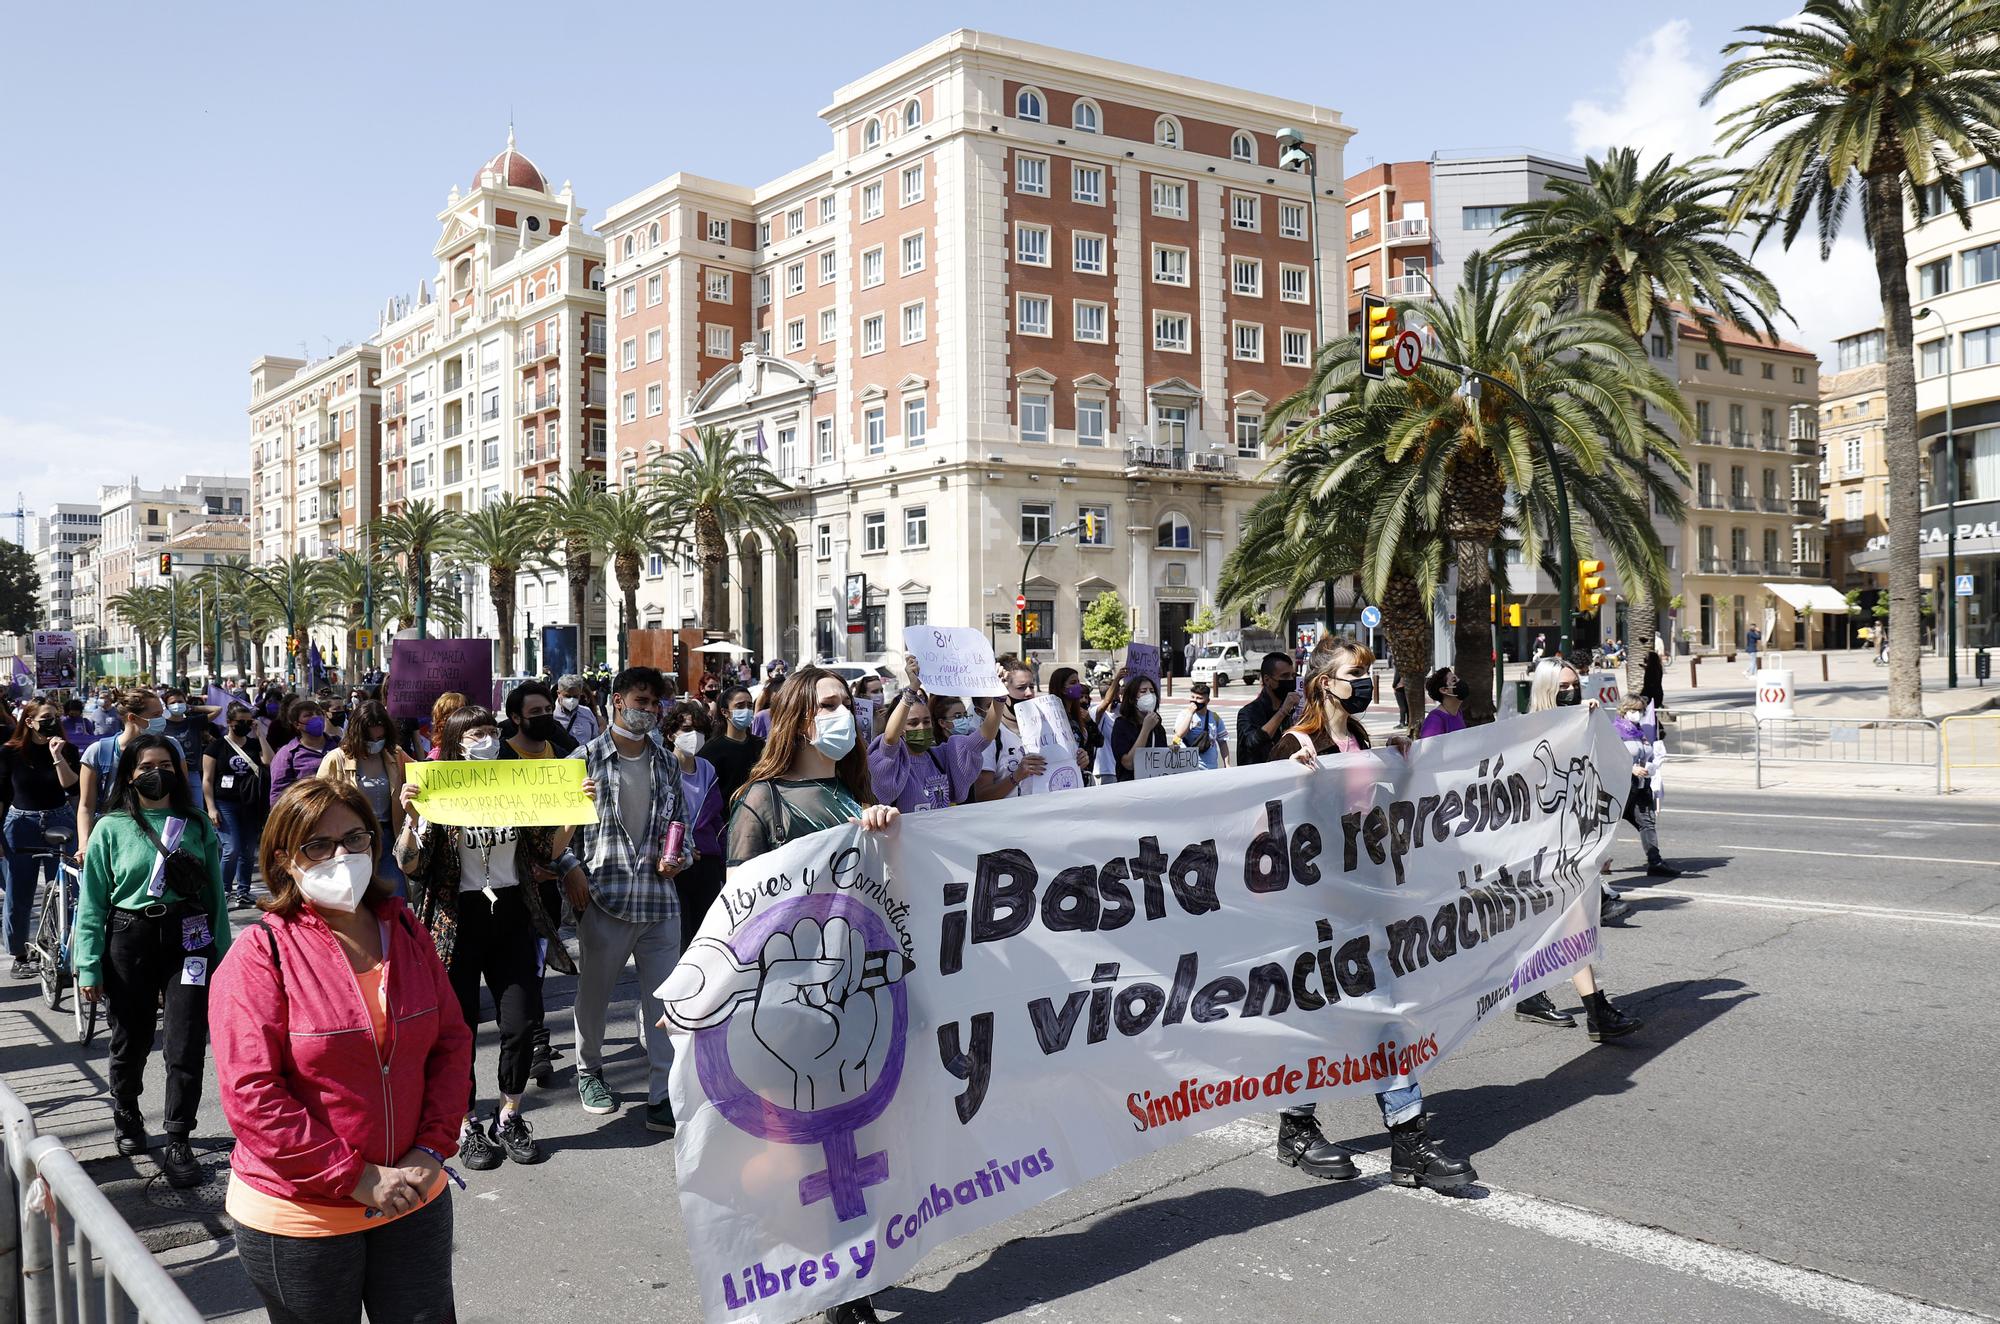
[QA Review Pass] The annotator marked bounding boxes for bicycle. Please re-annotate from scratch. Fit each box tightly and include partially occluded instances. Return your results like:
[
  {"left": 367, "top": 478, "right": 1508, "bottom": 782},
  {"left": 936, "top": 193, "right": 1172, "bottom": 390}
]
[{"left": 25, "top": 825, "right": 99, "bottom": 1046}]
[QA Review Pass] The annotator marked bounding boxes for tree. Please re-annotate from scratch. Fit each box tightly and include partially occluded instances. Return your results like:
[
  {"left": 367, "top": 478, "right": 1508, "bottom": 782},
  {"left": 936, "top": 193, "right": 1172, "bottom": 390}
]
[
  {"left": 529, "top": 470, "right": 610, "bottom": 644},
  {"left": 314, "top": 551, "right": 393, "bottom": 667},
  {"left": 1709, "top": 0, "right": 2000, "bottom": 717},
  {"left": 1489, "top": 145, "right": 1785, "bottom": 692},
  {"left": 645, "top": 427, "right": 789, "bottom": 628},
  {"left": 591, "top": 484, "right": 670, "bottom": 669},
  {"left": 1184, "top": 606, "right": 1218, "bottom": 638},
  {"left": 1081, "top": 592, "right": 1133, "bottom": 653},
  {"left": 1267, "top": 254, "right": 1688, "bottom": 722},
  {"left": 373, "top": 500, "right": 459, "bottom": 639},
  {"left": 0, "top": 541, "right": 40, "bottom": 636},
  {"left": 443, "top": 497, "right": 553, "bottom": 675},
  {"left": 107, "top": 586, "right": 169, "bottom": 679},
  {"left": 240, "top": 556, "right": 332, "bottom": 684}
]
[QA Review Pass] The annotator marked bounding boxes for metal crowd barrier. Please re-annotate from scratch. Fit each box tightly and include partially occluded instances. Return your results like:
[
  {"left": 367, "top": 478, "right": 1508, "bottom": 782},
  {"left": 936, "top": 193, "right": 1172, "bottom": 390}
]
[
  {"left": 1942, "top": 714, "right": 2000, "bottom": 792},
  {"left": 1659, "top": 713, "right": 1948, "bottom": 792},
  {"left": 1659, "top": 710, "right": 1758, "bottom": 761},
  {"left": 1, "top": 1080, "right": 203, "bottom": 1324}
]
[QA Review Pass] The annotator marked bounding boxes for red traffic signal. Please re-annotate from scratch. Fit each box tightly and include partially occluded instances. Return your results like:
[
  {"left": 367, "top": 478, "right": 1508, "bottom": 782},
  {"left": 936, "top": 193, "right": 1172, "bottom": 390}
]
[{"left": 158, "top": 552, "right": 174, "bottom": 576}]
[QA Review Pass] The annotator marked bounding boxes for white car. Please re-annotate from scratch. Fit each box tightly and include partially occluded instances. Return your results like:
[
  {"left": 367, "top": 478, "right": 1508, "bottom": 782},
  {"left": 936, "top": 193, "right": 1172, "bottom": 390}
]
[{"left": 1189, "top": 642, "right": 1247, "bottom": 689}]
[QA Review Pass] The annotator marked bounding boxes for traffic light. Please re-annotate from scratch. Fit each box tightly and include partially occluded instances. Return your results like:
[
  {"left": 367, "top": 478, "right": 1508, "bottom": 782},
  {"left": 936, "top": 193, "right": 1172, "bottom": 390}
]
[
  {"left": 1577, "top": 559, "right": 1607, "bottom": 614},
  {"left": 158, "top": 552, "right": 174, "bottom": 577},
  {"left": 1080, "top": 511, "right": 1098, "bottom": 543},
  {"left": 1360, "top": 293, "right": 1394, "bottom": 381},
  {"left": 1506, "top": 603, "right": 1523, "bottom": 628}
]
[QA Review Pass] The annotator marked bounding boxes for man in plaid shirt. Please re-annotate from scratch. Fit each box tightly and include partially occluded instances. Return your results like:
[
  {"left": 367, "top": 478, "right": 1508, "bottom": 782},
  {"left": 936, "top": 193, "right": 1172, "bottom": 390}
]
[{"left": 558, "top": 666, "right": 691, "bottom": 1136}]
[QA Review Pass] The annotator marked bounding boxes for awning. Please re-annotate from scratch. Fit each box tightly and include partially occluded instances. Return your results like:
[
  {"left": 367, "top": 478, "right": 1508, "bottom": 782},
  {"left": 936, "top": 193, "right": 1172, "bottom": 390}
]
[{"left": 1762, "top": 582, "right": 1851, "bottom": 614}]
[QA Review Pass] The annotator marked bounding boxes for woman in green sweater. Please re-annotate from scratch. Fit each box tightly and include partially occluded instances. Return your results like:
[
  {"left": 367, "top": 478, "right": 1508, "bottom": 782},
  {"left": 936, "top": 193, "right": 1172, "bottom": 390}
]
[{"left": 75, "top": 733, "right": 228, "bottom": 1189}]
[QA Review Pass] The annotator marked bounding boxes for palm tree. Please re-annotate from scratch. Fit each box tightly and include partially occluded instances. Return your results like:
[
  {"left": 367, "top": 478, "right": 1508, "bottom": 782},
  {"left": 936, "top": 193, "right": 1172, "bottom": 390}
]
[
  {"left": 442, "top": 497, "right": 553, "bottom": 674},
  {"left": 645, "top": 426, "right": 789, "bottom": 628},
  {"left": 373, "top": 500, "right": 459, "bottom": 639},
  {"left": 107, "top": 586, "right": 170, "bottom": 680},
  {"left": 1269, "top": 255, "right": 1689, "bottom": 722},
  {"left": 1709, "top": 0, "right": 2000, "bottom": 718},
  {"left": 530, "top": 471, "right": 610, "bottom": 644},
  {"left": 1489, "top": 146, "right": 1780, "bottom": 690},
  {"left": 591, "top": 484, "right": 671, "bottom": 669},
  {"left": 241, "top": 555, "right": 331, "bottom": 686}
]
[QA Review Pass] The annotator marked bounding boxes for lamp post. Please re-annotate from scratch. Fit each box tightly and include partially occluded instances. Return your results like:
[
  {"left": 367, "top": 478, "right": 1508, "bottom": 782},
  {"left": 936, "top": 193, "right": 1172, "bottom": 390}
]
[
  {"left": 1914, "top": 306, "right": 1959, "bottom": 688},
  {"left": 1277, "top": 127, "right": 1331, "bottom": 628},
  {"left": 1018, "top": 522, "right": 1081, "bottom": 656}
]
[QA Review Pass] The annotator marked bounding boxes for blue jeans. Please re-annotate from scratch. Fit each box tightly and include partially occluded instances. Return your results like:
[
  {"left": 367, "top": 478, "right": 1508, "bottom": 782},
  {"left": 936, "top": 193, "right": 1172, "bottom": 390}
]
[
  {"left": 1283, "top": 1084, "right": 1425, "bottom": 1128},
  {"left": 216, "top": 799, "right": 265, "bottom": 898},
  {"left": 4, "top": 805, "right": 76, "bottom": 958},
  {"left": 376, "top": 836, "right": 407, "bottom": 900}
]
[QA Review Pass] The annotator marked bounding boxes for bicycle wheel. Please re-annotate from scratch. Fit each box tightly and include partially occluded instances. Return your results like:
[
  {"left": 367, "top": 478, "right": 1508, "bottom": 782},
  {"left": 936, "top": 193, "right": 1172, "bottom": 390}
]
[{"left": 34, "top": 899, "right": 61, "bottom": 1010}]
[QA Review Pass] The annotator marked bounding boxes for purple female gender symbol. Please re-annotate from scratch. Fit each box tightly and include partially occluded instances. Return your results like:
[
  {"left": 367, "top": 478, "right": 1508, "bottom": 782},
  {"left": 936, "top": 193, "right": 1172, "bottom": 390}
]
[{"left": 692, "top": 892, "right": 909, "bottom": 1222}]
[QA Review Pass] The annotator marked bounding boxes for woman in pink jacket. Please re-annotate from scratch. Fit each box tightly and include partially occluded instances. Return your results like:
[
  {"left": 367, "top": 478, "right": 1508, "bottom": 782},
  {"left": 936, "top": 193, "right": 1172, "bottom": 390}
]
[{"left": 210, "top": 777, "right": 472, "bottom": 1324}]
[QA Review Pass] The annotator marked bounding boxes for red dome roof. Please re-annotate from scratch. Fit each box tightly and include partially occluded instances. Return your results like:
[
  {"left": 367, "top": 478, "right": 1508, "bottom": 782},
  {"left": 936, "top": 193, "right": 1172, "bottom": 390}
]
[{"left": 473, "top": 130, "right": 546, "bottom": 193}]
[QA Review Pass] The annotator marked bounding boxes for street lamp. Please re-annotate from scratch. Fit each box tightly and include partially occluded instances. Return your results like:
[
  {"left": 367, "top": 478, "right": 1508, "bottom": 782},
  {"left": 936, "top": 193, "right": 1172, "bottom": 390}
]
[
  {"left": 1018, "top": 521, "right": 1082, "bottom": 656},
  {"left": 1278, "top": 126, "right": 1332, "bottom": 631},
  {"left": 1914, "top": 306, "right": 1960, "bottom": 687}
]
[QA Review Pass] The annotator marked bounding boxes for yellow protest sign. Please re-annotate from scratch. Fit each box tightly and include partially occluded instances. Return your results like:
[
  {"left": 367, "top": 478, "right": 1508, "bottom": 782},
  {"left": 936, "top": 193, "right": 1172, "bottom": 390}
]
[{"left": 406, "top": 758, "right": 596, "bottom": 828}]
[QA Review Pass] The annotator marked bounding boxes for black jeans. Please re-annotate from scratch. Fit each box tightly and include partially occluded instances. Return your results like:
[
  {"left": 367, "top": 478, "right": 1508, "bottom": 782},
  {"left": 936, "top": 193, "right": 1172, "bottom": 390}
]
[
  {"left": 449, "top": 886, "right": 542, "bottom": 1114},
  {"left": 103, "top": 905, "right": 217, "bottom": 1136},
  {"left": 678, "top": 852, "right": 726, "bottom": 949},
  {"left": 235, "top": 1189, "right": 454, "bottom": 1324}
]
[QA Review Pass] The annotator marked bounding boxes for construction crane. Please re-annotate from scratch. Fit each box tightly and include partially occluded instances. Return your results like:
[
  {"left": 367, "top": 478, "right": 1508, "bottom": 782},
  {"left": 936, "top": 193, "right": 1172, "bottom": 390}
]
[{"left": 2, "top": 492, "right": 31, "bottom": 547}]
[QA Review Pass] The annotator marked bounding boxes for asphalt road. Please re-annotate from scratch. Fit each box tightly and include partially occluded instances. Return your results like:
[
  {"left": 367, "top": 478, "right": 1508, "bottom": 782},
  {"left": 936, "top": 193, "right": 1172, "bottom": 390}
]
[{"left": 5, "top": 780, "right": 1997, "bottom": 1323}]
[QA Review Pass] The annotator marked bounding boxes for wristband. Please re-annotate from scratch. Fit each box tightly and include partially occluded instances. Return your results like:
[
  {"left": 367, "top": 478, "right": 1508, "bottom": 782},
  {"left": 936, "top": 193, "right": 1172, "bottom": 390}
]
[{"left": 413, "top": 1145, "right": 466, "bottom": 1189}]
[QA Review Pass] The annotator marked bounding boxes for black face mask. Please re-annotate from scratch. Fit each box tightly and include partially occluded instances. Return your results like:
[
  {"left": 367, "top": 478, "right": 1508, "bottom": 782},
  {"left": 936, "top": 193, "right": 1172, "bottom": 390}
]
[
  {"left": 526, "top": 714, "right": 563, "bottom": 742},
  {"left": 36, "top": 718, "right": 59, "bottom": 737},
  {"left": 1555, "top": 685, "right": 1583, "bottom": 707},
  {"left": 231, "top": 720, "right": 254, "bottom": 736},
  {"left": 1337, "top": 678, "right": 1374, "bottom": 714},
  {"left": 134, "top": 768, "right": 177, "bottom": 801}
]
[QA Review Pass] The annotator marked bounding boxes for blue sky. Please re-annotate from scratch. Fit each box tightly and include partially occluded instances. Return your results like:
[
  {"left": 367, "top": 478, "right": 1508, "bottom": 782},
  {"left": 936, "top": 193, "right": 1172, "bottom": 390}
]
[{"left": 0, "top": 1, "right": 1872, "bottom": 533}]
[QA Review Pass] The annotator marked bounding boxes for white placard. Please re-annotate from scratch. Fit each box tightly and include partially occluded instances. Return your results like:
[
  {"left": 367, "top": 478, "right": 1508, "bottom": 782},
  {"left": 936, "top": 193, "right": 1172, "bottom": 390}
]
[
  {"left": 906, "top": 627, "right": 1005, "bottom": 698},
  {"left": 1133, "top": 745, "right": 1203, "bottom": 779},
  {"left": 1011, "top": 694, "right": 1083, "bottom": 795}
]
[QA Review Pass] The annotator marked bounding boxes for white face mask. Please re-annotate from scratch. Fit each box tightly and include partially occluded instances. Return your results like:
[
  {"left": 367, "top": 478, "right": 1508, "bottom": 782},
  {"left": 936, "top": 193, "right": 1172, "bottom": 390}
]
[
  {"left": 615, "top": 708, "right": 659, "bottom": 737},
  {"left": 366, "top": 738, "right": 387, "bottom": 754},
  {"left": 810, "top": 706, "right": 857, "bottom": 762},
  {"left": 675, "top": 730, "right": 705, "bottom": 757},
  {"left": 1137, "top": 693, "right": 1158, "bottom": 714},
  {"left": 296, "top": 852, "right": 373, "bottom": 913},
  {"left": 558, "top": 696, "right": 580, "bottom": 712},
  {"left": 463, "top": 734, "right": 502, "bottom": 760}
]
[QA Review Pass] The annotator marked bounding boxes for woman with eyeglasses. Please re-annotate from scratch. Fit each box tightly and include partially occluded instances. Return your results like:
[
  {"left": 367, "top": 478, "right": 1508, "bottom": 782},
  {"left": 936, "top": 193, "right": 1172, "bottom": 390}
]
[
  {"left": 212, "top": 778, "right": 472, "bottom": 1324},
  {"left": 73, "top": 733, "right": 227, "bottom": 1189},
  {"left": 394, "top": 705, "right": 575, "bottom": 1172}
]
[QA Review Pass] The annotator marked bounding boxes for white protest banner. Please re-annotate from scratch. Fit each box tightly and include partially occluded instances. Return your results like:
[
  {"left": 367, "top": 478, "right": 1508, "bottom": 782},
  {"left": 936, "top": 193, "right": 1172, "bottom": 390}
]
[
  {"left": 907, "top": 627, "right": 1004, "bottom": 698},
  {"left": 1011, "top": 694, "right": 1083, "bottom": 794},
  {"left": 660, "top": 709, "right": 1629, "bottom": 1323},
  {"left": 1125, "top": 641, "right": 1161, "bottom": 684},
  {"left": 1134, "top": 745, "right": 1202, "bottom": 779}
]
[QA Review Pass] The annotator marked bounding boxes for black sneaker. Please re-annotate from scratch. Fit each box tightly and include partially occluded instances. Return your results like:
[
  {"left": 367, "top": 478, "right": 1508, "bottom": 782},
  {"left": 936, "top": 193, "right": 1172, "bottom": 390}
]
[
  {"left": 1646, "top": 861, "right": 1682, "bottom": 878},
  {"left": 113, "top": 1107, "right": 147, "bottom": 1157},
  {"left": 159, "top": 1139, "right": 204, "bottom": 1189},
  {"left": 459, "top": 1119, "right": 504, "bottom": 1171},
  {"left": 823, "top": 1296, "right": 882, "bottom": 1324},
  {"left": 492, "top": 1111, "right": 545, "bottom": 1165},
  {"left": 9, "top": 956, "right": 34, "bottom": 980}
]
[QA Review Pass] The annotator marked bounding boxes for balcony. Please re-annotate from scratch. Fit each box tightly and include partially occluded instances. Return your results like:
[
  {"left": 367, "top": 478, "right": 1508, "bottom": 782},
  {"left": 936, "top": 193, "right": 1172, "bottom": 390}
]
[
  {"left": 442, "top": 372, "right": 464, "bottom": 395},
  {"left": 1759, "top": 432, "right": 1788, "bottom": 452},
  {"left": 518, "top": 389, "right": 563, "bottom": 415},
  {"left": 1728, "top": 430, "right": 1755, "bottom": 449},
  {"left": 481, "top": 404, "right": 501, "bottom": 422},
  {"left": 1792, "top": 497, "right": 1821, "bottom": 517},
  {"left": 1696, "top": 427, "right": 1722, "bottom": 446},
  {"left": 586, "top": 331, "right": 607, "bottom": 355},
  {"left": 1127, "top": 441, "right": 1187, "bottom": 471},
  {"left": 516, "top": 340, "right": 557, "bottom": 366},
  {"left": 1792, "top": 434, "right": 1818, "bottom": 456},
  {"left": 384, "top": 400, "right": 406, "bottom": 420},
  {"left": 442, "top": 424, "right": 465, "bottom": 441},
  {"left": 1383, "top": 217, "right": 1430, "bottom": 244},
  {"left": 1729, "top": 494, "right": 1757, "bottom": 512},
  {"left": 1696, "top": 492, "right": 1728, "bottom": 510},
  {"left": 1760, "top": 497, "right": 1788, "bottom": 514},
  {"left": 1382, "top": 273, "right": 1430, "bottom": 297},
  {"left": 583, "top": 387, "right": 607, "bottom": 407}
]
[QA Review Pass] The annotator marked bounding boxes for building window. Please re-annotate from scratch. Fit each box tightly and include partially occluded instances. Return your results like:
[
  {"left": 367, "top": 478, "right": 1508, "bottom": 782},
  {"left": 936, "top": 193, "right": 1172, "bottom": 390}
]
[
  {"left": 483, "top": 438, "right": 500, "bottom": 469},
  {"left": 861, "top": 314, "right": 885, "bottom": 355},
  {"left": 819, "top": 307, "right": 838, "bottom": 343},
  {"left": 1233, "top": 322, "right": 1264, "bottom": 361},
  {"left": 1279, "top": 201, "right": 1307, "bottom": 239},
  {"left": 786, "top": 261, "right": 806, "bottom": 295},
  {"left": 620, "top": 391, "right": 637, "bottom": 422},
  {"left": 1072, "top": 164, "right": 1103, "bottom": 205},
  {"left": 901, "top": 231, "right": 925, "bottom": 274},
  {"left": 642, "top": 273, "right": 662, "bottom": 307},
  {"left": 900, "top": 163, "right": 924, "bottom": 205},
  {"left": 1153, "top": 404, "right": 1188, "bottom": 450},
  {"left": 1964, "top": 241, "right": 2000, "bottom": 288},
  {"left": 819, "top": 194, "right": 836, "bottom": 225},
  {"left": 862, "top": 118, "right": 882, "bottom": 150},
  {"left": 786, "top": 318, "right": 806, "bottom": 351},
  {"left": 1072, "top": 99, "right": 1099, "bottom": 133},
  {"left": 1464, "top": 205, "right": 1503, "bottom": 230},
  {"left": 1074, "top": 300, "right": 1108, "bottom": 342},
  {"left": 1726, "top": 356, "right": 1744, "bottom": 375},
  {"left": 1918, "top": 258, "right": 1951, "bottom": 299},
  {"left": 904, "top": 504, "right": 928, "bottom": 547},
  {"left": 621, "top": 338, "right": 638, "bottom": 370},
  {"left": 1016, "top": 154, "right": 1048, "bottom": 196},
  {"left": 1232, "top": 257, "right": 1262, "bottom": 296},
  {"left": 786, "top": 207, "right": 805, "bottom": 236},
  {"left": 903, "top": 99, "right": 922, "bottom": 131},
  {"left": 1155, "top": 116, "right": 1181, "bottom": 149},
  {"left": 1156, "top": 512, "right": 1193, "bottom": 548},
  {"left": 1279, "top": 264, "right": 1309, "bottom": 303},
  {"left": 706, "top": 217, "right": 729, "bottom": 244},
  {"left": 755, "top": 273, "right": 771, "bottom": 306},
  {"left": 1073, "top": 232, "right": 1106, "bottom": 274},
  {"left": 1836, "top": 330, "right": 1885, "bottom": 370},
  {"left": 1153, "top": 245, "right": 1189, "bottom": 285},
  {"left": 819, "top": 249, "right": 837, "bottom": 284},
  {"left": 1695, "top": 352, "right": 1712, "bottom": 371},
  {"left": 1231, "top": 193, "right": 1260, "bottom": 231},
  {"left": 1231, "top": 131, "right": 1255, "bottom": 163},
  {"left": 1965, "top": 324, "right": 2000, "bottom": 367},
  {"left": 1017, "top": 294, "right": 1052, "bottom": 337},
  {"left": 1793, "top": 366, "right": 1807, "bottom": 384},
  {"left": 1076, "top": 503, "right": 1110, "bottom": 546},
  {"left": 1016, "top": 222, "right": 1051, "bottom": 266},
  {"left": 758, "top": 221, "right": 772, "bottom": 248},
  {"left": 1020, "top": 392, "right": 1051, "bottom": 442},
  {"left": 1649, "top": 333, "right": 1668, "bottom": 358},
  {"left": 862, "top": 511, "right": 886, "bottom": 553},
  {"left": 1235, "top": 411, "right": 1262, "bottom": 457},
  {"left": 816, "top": 417, "right": 835, "bottom": 462},
  {"left": 861, "top": 180, "right": 884, "bottom": 220},
  {"left": 1154, "top": 312, "right": 1190, "bottom": 351},
  {"left": 1016, "top": 87, "right": 1044, "bottom": 122},
  {"left": 861, "top": 246, "right": 885, "bottom": 287},
  {"left": 646, "top": 384, "right": 663, "bottom": 416},
  {"left": 901, "top": 300, "right": 926, "bottom": 344},
  {"left": 1762, "top": 361, "right": 1775, "bottom": 379},
  {"left": 864, "top": 406, "right": 886, "bottom": 454},
  {"left": 816, "top": 522, "right": 832, "bottom": 558},
  {"left": 1151, "top": 178, "right": 1187, "bottom": 219},
  {"left": 622, "top": 285, "right": 638, "bottom": 315},
  {"left": 1020, "top": 501, "right": 1053, "bottom": 543},
  {"left": 1281, "top": 328, "right": 1310, "bottom": 366},
  {"left": 1844, "top": 490, "right": 1863, "bottom": 520},
  {"left": 1077, "top": 397, "right": 1106, "bottom": 446},
  {"left": 646, "top": 328, "right": 663, "bottom": 361},
  {"left": 904, "top": 396, "right": 927, "bottom": 446},
  {"left": 705, "top": 325, "right": 732, "bottom": 358}
]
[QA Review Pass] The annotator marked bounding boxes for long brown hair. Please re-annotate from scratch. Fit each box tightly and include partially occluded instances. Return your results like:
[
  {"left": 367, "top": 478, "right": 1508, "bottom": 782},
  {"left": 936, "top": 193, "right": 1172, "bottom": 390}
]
[
  {"left": 736, "top": 667, "right": 874, "bottom": 807},
  {"left": 5, "top": 702, "right": 59, "bottom": 751},
  {"left": 338, "top": 699, "right": 395, "bottom": 761},
  {"left": 1287, "top": 636, "right": 1375, "bottom": 750},
  {"left": 258, "top": 778, "right": 395, "bottom": 920},
  {"left": 437, "top": 704, "right": 498, "bottom": 762},
  {"left": 1117, "top": 672, "right": 1159, "bottom": 724}
]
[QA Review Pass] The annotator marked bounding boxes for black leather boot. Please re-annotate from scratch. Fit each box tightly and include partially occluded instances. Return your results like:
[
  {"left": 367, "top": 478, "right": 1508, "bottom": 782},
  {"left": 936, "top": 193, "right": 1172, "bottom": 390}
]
[
  {"left": 1513, "top": 991, "right": 1576, "bottom": 1027},
  {"left": 1389, "top": 1115, "right": 1476, "bottom": 1190},
  {"left": 1274, "top": 1112, "right": 1359, "bottom": 1180},
  {"left": 1585, "top": 990, "right": 1643, "bottom": 1042}
]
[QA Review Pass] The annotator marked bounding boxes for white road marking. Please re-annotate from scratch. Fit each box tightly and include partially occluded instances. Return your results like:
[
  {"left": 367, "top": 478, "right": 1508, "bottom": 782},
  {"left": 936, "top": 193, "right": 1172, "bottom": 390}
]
[
  {"left": 1195, "top": 1121, "right": 1984, "bottom": 1323},
  {"left": 1710, "top": 843, "right": 1995, "bottom": 868},
  {"left": 1642, "top": 887, "right": 2000, "bottom": 930},
  {"left": 1661, "top": 808, "right": 1999, "bottom": 830}
]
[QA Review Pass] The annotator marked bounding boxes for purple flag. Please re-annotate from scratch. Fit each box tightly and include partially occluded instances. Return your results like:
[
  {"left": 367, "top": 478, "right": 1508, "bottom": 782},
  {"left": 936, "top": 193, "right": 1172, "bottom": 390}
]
[
  {"left": 307, "top": 642, "right": 325, "bottom": 692},
  {"left": 750, "top": 422, "right": 768, "bottom": 454},
  {"left": 207, "top": 684, "right": 236, "bottom": 730}
]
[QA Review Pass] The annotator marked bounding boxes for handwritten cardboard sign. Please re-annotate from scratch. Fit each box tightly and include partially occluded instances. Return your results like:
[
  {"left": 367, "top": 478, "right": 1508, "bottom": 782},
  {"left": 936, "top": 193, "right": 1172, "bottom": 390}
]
[
  {"left": 389, "top": 639, "right": 493, "bottom": 721},
  {"left": 1013, "top": 694, "right": 1084, "bottom": 794},
  {"left": 406, "top": 758, "right": 595, "bottom": 828},
  {"left": 1133, "top": 745, "right": 1202, "bottom": 779},
  {"left": 1125, "top": 642, "right": 1162, "bottom": 684},
  {"left": 907, "top": 627, "right": 1004, "bottom": 698}
]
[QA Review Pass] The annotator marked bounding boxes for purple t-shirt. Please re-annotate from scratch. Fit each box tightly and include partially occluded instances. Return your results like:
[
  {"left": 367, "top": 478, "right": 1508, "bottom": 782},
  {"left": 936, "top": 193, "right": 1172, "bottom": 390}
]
[
  {"left": 1416, "top": 707, "right": 1467, "bottom": 740},
  {"left": 679, "top": 756, "right": 724, "bottom": 856},
  {"left": 751, "top": 709, "right": 772, "bottom": 742},
  {"left": 867, "top": 732, "right": 985, "bottom": 813},
  {"left": 268, "top": 738, "right": 329, "bottom": 807}
]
